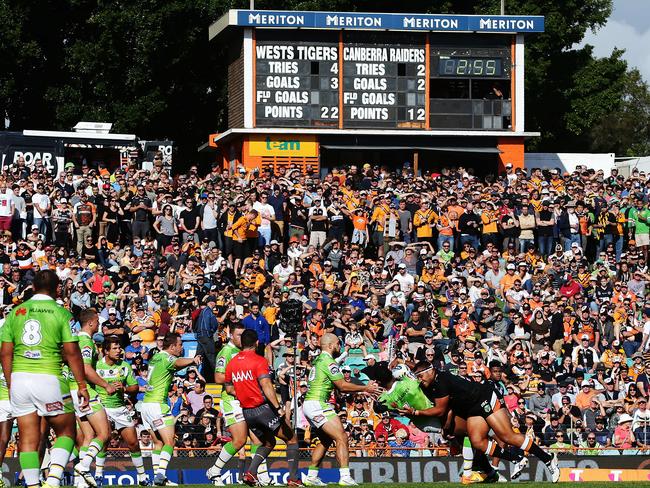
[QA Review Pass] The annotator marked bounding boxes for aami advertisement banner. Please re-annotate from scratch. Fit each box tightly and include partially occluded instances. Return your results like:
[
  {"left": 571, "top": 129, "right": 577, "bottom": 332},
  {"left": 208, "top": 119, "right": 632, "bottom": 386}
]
[{"left": 5, "top": 456, "right": 650, "bottom": 485}]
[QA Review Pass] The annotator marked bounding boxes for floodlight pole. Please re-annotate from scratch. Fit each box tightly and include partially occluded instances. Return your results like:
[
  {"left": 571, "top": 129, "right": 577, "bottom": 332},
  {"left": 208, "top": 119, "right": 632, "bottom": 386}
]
[{"left": 500, "top": 0, "right": 505, "bottom": 15}]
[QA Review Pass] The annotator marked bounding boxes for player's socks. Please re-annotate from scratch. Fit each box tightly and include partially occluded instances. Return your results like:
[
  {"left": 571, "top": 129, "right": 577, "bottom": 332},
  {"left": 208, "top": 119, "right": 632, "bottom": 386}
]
[
  {"left": 518, "top": 436, "right": 552, "bottom": 464},
  {"left": 474, "top": 451, "right": 496, "bottom": 474},
  {"left": 213, "top": 442, "right": 238, "bottom": 473},
  {"left": 46, "top": 435, "right": 75, "bottom": 487},
  {"left": 95, "top": 451, "right": 106, "bottom": 477},
  {"left": 248, "top": 446, "right": 272, "bottom": 476},
  {"left": 462, "top": 438, "right": 474, "bottom": 477},
  {"left": 79, "top": 439, "right": 104, "bottom": 470},
  {"left": 286, "top": 443, "right": 299, "bottom": 479},
  {"left": 19, "top": 451, "right": 41, "bottom": 488},
  {"left": 340, "top": 467, "right": 351, "bottom": 479},
  {"left": 238, "top": 457, "right": 247, "bottom": 478},
  {"left": 255, "top": 444, "right": 269, "bottom": 481},
  {"left": 307, "top": 466, "right": 319, "bottom": 478},
  {"left": 157, "top": 445, "right": 174, "bottom": 477},
  {"left": 152, "top": 449, "right": 161, "bottom": 473},
  {"left": 131, "top": 452, "right": 145, "bottom": 477},
  {"left": 484, "top": 440, "right": 517, "bottom": 462}
]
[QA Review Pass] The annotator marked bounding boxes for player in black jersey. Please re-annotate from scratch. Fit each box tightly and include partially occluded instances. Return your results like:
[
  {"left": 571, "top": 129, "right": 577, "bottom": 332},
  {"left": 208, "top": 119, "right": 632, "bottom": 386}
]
[{"left": 405, "top": 362, "right": 560, "bottom": 483}]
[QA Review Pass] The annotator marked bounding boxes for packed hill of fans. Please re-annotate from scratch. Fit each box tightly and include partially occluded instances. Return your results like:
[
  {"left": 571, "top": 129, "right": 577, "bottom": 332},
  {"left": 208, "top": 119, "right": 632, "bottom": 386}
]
[{"left": 0, "top": 156, "right": 649, "bottom": 471}]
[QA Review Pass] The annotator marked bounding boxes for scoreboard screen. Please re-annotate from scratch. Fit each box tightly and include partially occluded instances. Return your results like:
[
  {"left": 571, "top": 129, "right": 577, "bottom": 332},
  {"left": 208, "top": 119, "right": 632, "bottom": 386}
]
[
  {"left": 253, "top": 30, "right": 511, "bottom": 130},
  {"left": 342, "top": 32, "right": 426, "bottom": 129}
]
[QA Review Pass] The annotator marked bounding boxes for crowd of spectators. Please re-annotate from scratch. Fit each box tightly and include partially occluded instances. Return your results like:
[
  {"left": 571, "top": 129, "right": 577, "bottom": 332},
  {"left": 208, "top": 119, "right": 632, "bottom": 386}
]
[{"left": 0, "top": 155, "right": 649, "bottom": 457}]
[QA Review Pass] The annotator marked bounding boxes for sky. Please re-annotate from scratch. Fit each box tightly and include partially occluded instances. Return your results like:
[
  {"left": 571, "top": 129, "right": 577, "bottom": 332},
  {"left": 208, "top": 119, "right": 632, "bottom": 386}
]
[{"left": 581, "top": 0, "right": 650, "bottom": 82}]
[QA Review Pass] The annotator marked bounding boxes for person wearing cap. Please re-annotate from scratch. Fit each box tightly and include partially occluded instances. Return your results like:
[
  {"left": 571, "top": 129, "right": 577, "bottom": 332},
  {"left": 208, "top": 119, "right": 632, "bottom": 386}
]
[
  {"left": 125, "top": 333, "right": 149, "bottom": 365},
  {"left": 612, "top": 413, "right": 635, "bottom": 449},
  {"left": 571, "top": 333, "right": 599, "bottom": 374}
]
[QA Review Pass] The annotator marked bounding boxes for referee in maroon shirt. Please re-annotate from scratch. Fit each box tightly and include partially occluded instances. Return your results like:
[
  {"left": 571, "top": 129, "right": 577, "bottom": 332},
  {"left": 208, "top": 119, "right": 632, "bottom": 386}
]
[{"left": 225, "top": 329, "right": 302, "bottom": 486}]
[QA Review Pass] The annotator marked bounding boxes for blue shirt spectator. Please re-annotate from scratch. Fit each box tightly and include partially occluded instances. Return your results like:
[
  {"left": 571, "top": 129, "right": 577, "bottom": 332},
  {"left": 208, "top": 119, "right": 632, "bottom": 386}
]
[{"left": 242, "top": 303, "right": 270, "bottom": 345}]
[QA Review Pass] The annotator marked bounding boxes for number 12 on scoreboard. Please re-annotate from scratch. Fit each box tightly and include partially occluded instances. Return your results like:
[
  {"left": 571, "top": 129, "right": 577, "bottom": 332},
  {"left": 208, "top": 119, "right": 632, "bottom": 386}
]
[{"left": 407, "top": 108, "right": 425, "bottom": 121}]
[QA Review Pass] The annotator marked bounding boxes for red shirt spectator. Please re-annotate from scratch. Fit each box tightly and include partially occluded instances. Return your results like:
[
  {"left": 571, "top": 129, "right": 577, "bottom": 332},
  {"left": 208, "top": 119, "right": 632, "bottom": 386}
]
[{"left": 375, "top": 414, "right": 407, "bottom": 441}]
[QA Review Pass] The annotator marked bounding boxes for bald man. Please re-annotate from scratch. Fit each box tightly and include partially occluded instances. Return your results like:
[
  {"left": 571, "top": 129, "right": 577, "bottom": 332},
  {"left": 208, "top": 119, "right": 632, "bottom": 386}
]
[{"left": 302, "top": 333, "right": 382, "bottom": 486}]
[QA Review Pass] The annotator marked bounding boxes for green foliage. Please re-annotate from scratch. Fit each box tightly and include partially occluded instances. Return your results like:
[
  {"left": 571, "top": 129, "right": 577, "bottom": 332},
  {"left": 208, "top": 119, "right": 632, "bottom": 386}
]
[{"left": 0, "top": 0, "right": 648, "bottom": 163}]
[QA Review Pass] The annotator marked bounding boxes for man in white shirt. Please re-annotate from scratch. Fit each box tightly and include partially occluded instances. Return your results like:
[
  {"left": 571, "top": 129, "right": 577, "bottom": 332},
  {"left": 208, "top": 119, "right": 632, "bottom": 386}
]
[
  {"left": 201, "top": 193, "right": 219, "bottom": 247},
  {"left": 0, "top": 178, "right": 15, "bottom": 233},
  {"left": 32, "top": 183, "right": 51, "bottom": 240},
  {"left": 253, "top": 193, "right": 276, "bottom": 247},
  {"left": 394, "top": 263, "right": 414, "bottom": 293},
  {"left": 273, "top": 256, "right": 294, "bottom": 285}
]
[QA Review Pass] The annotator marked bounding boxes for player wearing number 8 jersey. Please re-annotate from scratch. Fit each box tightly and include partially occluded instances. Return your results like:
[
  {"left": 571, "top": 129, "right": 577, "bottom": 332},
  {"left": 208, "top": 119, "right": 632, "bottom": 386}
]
[
  {"left": 0, "top": 270, "right": 89, "bottom": 488},
  {"left": 302, "top": 334, "right": 382, "bottom": 487},
  {"left": 141, "top": 333, "right": 201, "bottom": 486}
]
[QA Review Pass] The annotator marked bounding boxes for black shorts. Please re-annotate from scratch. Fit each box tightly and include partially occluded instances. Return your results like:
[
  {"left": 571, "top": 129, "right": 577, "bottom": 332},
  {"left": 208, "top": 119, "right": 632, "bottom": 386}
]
[
  {"left": 224, "top": 236, "right": 234, "bottom": 256},
  {"left": 233, "top": 241, "right": 246, "bottom": 259},
  {"left": 454, "top": 389, "right": 504, "bottom": 420},
  {"left": 242, "top": 403, "right": 283, "bottom": 439}
]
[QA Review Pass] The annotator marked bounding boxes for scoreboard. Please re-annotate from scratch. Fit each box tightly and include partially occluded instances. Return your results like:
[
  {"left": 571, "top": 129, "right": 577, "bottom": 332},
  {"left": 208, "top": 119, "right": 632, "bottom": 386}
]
[{"left": 254, "top": 30, "right": 511, "bottom": 130}]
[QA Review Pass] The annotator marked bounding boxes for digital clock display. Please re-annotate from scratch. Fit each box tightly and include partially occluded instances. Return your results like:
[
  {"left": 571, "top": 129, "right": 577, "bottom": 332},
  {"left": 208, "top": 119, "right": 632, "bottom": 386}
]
[{"left": 438, "top": 57, "right": 503, "bottom": 77}]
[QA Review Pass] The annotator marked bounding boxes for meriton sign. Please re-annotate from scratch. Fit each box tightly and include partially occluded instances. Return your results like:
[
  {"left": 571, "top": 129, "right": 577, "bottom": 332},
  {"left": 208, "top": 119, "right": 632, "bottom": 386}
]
[{"left": 236, "top": 10, "right": 545, "bottom": 33}]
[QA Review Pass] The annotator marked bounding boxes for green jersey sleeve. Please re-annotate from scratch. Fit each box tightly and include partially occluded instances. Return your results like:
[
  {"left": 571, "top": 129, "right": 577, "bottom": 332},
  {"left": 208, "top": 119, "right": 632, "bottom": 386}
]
[
  {"left": 379, "top": 377, "right": 432, "bottom": 411},
  {"left": 215, "top": 343, "right": 240, "bottom": 374},
  {"left": 78, "top": 333, "right": 97, "bottom": 366},
  {"left": 304, "top": 352, "right": 344, "bottom": 403}
]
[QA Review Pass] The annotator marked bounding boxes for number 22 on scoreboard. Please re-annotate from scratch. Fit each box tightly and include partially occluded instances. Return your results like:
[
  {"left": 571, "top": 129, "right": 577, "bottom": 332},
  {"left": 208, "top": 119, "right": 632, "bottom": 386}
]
[
  {"left": 321, "top": 107, "right": 339, "bottom": 119},
  {"left": 407, "top": 108, "right": 425, "bottom": 121}
]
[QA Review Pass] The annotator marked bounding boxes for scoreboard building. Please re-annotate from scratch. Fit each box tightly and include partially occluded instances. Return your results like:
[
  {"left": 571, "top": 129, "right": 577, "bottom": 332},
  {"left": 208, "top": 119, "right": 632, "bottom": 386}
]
[{"left": 205, "top": 10, "right": 544, "bottom": 175}]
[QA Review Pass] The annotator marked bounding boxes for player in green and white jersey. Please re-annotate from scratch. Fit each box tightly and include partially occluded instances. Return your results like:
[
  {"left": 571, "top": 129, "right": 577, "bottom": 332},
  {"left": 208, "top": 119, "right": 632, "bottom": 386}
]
[
  {"left": 0, "top": 270, "right": 89, "bottom": 488},
  {"left": 302, "top": 333, "right": 381, "bottom": 487},
  {"left": 140, "top": 333, "right": 201, "bottom": 486},
  {"left": 0, "top": 315, "right": 14, "bottom": 488},
  {"left": 206, "top": 323, "right": 268, "bottom": 486},
  {"left": 95, "top": 335, "right": 150, "bottom": 485},
  {"left": 68, "top": 309, "right": 115, "bottom": 488}
]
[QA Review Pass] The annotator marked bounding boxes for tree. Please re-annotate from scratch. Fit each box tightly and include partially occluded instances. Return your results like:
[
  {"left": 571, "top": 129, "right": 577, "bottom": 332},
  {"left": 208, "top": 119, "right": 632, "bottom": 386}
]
[
  {"left": 589, "top": 69, "right": 650, "bottom": 156},
  {"left": 1, "top": 0, "right": 647, "bottom": 165}
]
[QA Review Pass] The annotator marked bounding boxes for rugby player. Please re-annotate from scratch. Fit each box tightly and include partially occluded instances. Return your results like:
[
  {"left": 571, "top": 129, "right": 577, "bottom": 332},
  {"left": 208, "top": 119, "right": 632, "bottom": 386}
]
[
  {"left": 224, "top": 329, "right": 301, "bottom": 486},
  {"left": 68, "top": 309, "right": 115, "bottom": 488},
  {"left": 95, "top": 336, "right": 150, "bottom": 485},
  {"left": 374, "top": 365, "right": 496, "bottom": 484},
  {"left": 0, "top": 270, "right": 89, "bottom": 488},
  {"left": 409, "top": 362, "right": 560, "bottom": 483},
  {"left": 207, "top": 323, "right": 269, "bottom": 486},
  {"left": 302, "top": 333, "right": 382, "bottom": 487},
  {"left": 141, "top": 332, "right": 201, "bottom": 486}
]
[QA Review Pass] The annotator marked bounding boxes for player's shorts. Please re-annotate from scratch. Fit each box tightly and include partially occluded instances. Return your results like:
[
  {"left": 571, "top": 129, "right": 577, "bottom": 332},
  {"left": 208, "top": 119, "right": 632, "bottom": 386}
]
[
  {"left": 71, "top": 388, "right": 103, "bottom": 418},
  {"left": 242, "top": 403, "right": 282, "bottom": 439},
  {"left": 221, "top": 398, "right": 244, "bottom": 428},
  {"left": 0, "top": 399, "right": 12, "bottom": 422},
  {"left": 10, "top": 372, "right": 73, "bottom": 417},
  {"left": 303, "top": 400, "right": 337, "bottom": 429},
  {"left": 106, "top": 406, "right": 135, "bottom": 430},
  {"left": 457, "top": 389, "right": 504, "bottom": 420},
  {"left": 140, "top": 402, "right": 175, "bottom": 431}
]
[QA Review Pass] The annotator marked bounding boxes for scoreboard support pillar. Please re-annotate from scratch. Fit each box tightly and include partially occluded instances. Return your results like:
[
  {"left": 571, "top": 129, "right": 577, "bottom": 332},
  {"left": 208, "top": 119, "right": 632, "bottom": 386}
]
[
  {"left": 413, "top": 150, "right": 419, "bottom": 176},
  {"left": 497, "top": 136, "right": 524, "bottom": 172}
]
